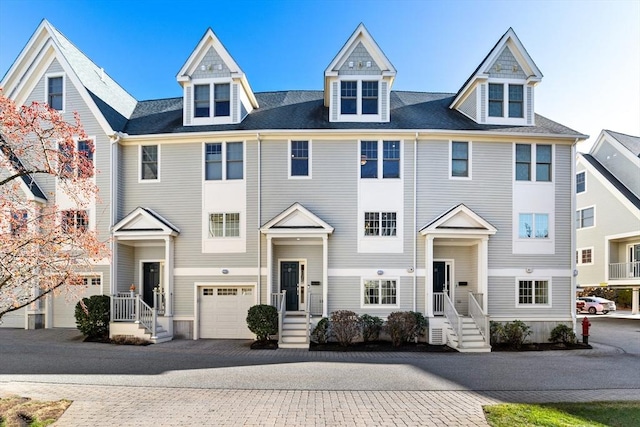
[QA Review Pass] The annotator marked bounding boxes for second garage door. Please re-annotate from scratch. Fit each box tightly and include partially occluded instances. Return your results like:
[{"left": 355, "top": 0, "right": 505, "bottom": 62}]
[
  {"left": 199, "top": 286, "right": 255, "bottom": 339},
  {"left": 52, "top": 279, "right": 102, "bottom": 328}
]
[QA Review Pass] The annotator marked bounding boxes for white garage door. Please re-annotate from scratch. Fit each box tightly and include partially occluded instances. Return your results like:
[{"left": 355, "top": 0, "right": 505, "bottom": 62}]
[
  {"left": 0, "top": 306, "right": 26, "bottom": 328},
  {"left": 200, "top": 286, "right": 255, "bottom": 339},
  {"left": 53, "top": 279, "right": 102, "bottom": 328}
]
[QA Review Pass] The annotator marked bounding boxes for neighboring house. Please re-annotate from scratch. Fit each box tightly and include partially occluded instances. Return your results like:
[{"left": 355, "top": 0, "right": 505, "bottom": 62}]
[
  {"left": 1, "top": 20, "right": 587, "bottom": 351},
  {"left": 576, "top": 130, "right": 640, "bottom": 314}
]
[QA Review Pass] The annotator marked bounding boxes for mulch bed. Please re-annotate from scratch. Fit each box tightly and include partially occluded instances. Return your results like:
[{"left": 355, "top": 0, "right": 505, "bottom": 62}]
[
  {"left": 491, "top": 342, "right": 592, "bottom": 351},
  {"left": 309, "top": 340, "right": 456, "bottom": 352},
  {"left": 250, "top": 339, "right": 279, "bottom": 350}
]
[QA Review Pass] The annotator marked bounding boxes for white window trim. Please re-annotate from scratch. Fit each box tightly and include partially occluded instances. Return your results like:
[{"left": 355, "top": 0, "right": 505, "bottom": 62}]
[
  {"left": 577, "top": 247, "right": 594, "bottom": 266},
  {"left": 138, "top": 144, "right": 160, "bottom": 183},
  {"left": 576, "top": 205, "right": 596, "bottom": 230},
  {"left": 79, "top": 272, "right": 104, "bottom": 294},
  {"left": 517, "top": 212, "right": 550, "bottom": 240},
  {"left": 576, "top": 171, "right": 587, "bottom": 194},
  {"left": 513, "top": 143, "right": 554, "bottom": 183},
  {"left": 449, "top": 140, "right": 472, "bottom": 180},
  {"left": 202, "top": 141, "right": 245, "bottom": 182},
  {"left": 485, "top": 79, "right": 528, "bottom": 125},
  {"left": 288, "top": 140, "right": 312, "bottom": 179},
  {"left": 337, "top": 77, "right": 383, "bottom": 122},
  {"left": 208, "top": 212, "right": 241, "bottom": 239},
  {"left": 45, "top": 72, "right": 65, "bottom": 112},
  {"left": 363, "top": 211, "right": 398, "bottom": 238},
  {"left": 515, "top": 277, "right": 552, "bottom": 308},
  {"left": 361, "top": 277, "right": 400, "bottom": 309},
  {"left": 190, "top": 78, "right": 234, "bottom": 126},
  {"left": 359, "top": 139, "right": 402, "bottom": 180},
  {"left": 56, "top": 136, "right": 97, "bottom": 183}
]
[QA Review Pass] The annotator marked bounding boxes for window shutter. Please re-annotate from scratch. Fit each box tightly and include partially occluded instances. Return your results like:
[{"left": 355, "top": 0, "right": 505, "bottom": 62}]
[
  {"left": 185, "top": 86, "right": 192, "bottom": 125},
  {"left": 381, "top": 81, "right": 388, "bottom": 122},
  {"left": 331, "top": 81, "right": 338, "bottom": 121},
  {"left": 232, "top": 83, "right": 239, "bottom": 123}
]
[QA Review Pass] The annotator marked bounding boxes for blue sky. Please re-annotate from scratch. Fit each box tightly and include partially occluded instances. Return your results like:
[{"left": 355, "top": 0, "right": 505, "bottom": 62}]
[{"left": 1, "top": 0, "right": 638, "bottom": 150}]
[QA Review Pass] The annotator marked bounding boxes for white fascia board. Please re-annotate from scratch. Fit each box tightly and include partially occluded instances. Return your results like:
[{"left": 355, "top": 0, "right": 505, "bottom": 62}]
[{"left": 0, "top": 20, "right": 50, "bottom": 93}]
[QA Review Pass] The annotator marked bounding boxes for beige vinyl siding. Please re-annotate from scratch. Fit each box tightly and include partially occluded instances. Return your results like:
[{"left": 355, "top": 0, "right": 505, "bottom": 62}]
[
  {"left": 327, "top": 276, "right": 413, "bottom": 316},
  {"left": 117, "top": 244, "right": 135, "bottom": 293},
  {"left": 576, "top": 161, "right": 640, "bottom": 286}
]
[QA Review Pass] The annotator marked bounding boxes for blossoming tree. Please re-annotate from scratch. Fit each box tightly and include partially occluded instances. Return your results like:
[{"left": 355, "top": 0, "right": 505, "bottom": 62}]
[{"left": 0, "top": 91, "right": 109, "bottom": 321}]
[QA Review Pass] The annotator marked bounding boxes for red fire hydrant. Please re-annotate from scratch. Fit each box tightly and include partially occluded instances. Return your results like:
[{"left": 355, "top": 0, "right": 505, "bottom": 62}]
[{"left": 582, "top": 316, "right": 591, "bottom": 344}]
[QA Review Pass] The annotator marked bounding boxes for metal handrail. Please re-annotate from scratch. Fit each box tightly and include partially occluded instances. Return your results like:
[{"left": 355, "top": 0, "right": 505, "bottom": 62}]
[
  {"left": 468, "top": 293, "right": 489, "bottom": 342},
  {"left": 443, "top": 293, "right": 462, "bottom": 348}
]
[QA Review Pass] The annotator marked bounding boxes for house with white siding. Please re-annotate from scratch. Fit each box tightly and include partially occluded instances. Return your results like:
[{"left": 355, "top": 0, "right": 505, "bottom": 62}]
[
  {"left": 576, "top": 130, "right": 640, "bottom": 314},
  {"left": 1, "top": 20, "right": 587, "bottom": 351}
]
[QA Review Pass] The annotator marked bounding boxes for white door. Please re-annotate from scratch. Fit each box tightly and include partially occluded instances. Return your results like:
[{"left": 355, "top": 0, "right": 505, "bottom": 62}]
[{"left": 199, "top": 286, "right": 255, "bottom": 339}]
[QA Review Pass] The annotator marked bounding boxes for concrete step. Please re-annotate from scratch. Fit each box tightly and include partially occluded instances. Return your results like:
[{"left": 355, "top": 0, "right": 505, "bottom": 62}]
[
  {"left": 457, "top": 345, "right": 492, "bottom": 353},
  {"left": 282, "top": 329, "right": 308, "bottom": 337},
  {"left": 278, "top": 342, "right": 309, "bottom": 349},
  {"left": 281, "top": 335, "right": 308, "bottom": 344}
]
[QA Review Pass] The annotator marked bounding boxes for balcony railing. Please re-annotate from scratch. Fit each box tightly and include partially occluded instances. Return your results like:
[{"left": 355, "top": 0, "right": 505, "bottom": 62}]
[{"left": 609, "top": 262, "right": 640, "bottom": 280}]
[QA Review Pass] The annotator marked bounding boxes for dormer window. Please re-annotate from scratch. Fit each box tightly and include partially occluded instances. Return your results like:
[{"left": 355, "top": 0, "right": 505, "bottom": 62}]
[
  {"left": 341, "top": 81, "right": 357, "bottom": 114},
  {"left": 362, "top": 81, "right": 378, "bottom": 114},
  {"left": 489, "top": 83, "right": 523, "bottom": 118},
  {"left": 193, "top": 83, "right": 231, "bottom": 120},
  {"left": 214, "top": 84, "right": 230, "bottom": 116},
  {"left": 194, "top": 85, "right": 210, "bottom": 117}
]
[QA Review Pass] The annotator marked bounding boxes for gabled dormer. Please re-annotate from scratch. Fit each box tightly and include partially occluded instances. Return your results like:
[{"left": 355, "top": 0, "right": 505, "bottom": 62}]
[
  {"left": 450, "top": 28, "right": 542, "bottom": 126},
  {"left": 324, "top": 24, "right": 396, "bottom": 123},
  {"left": 177, "top": 28, "right": 258, "bottom": 126}
]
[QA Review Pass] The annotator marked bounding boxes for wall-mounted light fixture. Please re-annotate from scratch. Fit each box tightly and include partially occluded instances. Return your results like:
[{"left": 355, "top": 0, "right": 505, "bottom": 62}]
[
  {"left": 495, "top": 64, "right": 502, "bottom": 72},
  {"left": 366, "top": 61, "right": 372, "bottom": 68},
  {"left": 200, "top": 64, "right": 207, "bottom": 71},
  {"left": 217, "top": 64, "right": 223, "bottom": 70},
  {"left": 377, "top": 270, "right": 384, "bottom": 276},
  {"left": 348, "top": 61, "right": 354, "bottom": 68},
  {"left": 221, "top": 269, "right": 229, "bottom": 274},
  {"left": 525, "top": 268, "right": 533, "bottom": 274}
]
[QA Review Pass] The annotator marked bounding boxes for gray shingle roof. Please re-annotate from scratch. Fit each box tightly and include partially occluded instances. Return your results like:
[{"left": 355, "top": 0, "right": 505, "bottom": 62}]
[
  {"left": 124, "top": 90, "right": 582, "bottom": 137},
  {"left": 606, "top": 130, "right": 640, "bottom": 157},
  {"left": 582, "top": 154, "right": 640, "bottom": 211}
]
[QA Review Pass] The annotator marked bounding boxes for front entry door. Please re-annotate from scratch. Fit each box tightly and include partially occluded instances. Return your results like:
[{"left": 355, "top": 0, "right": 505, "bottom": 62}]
[
  {"left": 143, "top": 262, "right": 160, "bottom": 307},
  {"left": 433, "top": 261, "right": 451, "bottom": 314},
  {"left": 280, "top": 261, "right": 299, "bottom": 311}
]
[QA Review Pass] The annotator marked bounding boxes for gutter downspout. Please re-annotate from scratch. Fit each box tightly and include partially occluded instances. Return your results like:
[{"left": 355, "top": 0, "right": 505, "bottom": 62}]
[
  {"left": 109, "top": 132, "right": 123, "bottom": 299},
  {"left": 257, "top": 133, "right": 261, "bottom": 303},
  {"left": 571, "top": 138, "right": 579, "bottom": 332},
  {"left": 413, "top": 132, "right": 418, "bottom": 312}
]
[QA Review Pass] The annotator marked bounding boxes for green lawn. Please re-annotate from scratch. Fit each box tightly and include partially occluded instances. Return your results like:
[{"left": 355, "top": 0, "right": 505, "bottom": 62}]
[{"left": 484, "top": 401, "right": 640, "bottom": 427}]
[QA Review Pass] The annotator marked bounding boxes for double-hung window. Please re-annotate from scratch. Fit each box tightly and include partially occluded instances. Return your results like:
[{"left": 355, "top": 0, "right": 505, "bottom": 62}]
[
  {"left": 518, "top": 280, "right": 549, "bottom": 305},
  {"left": 77, "top": 140, "right": 94, "bottom": 178},
  {"left": 141, "top": 145, "right": 159, "bottom": 180},
  {"left": 10, "top": 210, "right": 28, "bottom": 236},
  {"left": 576, "top": 171, "right": 586, "bottom": 193},
  {"left": 59, "top": 140, "right": 94, "bottom": 179},
  {"left": 364, "top": 212, "right": 396, "bottom": 236},
  {"left": 82, "top": 276, "right": 102, "bottom": 286},
  {"left": 361, "top": 81, "right": 378, "bottom": 114},
  {"left": 516, "top": 144, "right": 552, "bottom": 181},
  {"left": 451, "top": 141, "right": 470, "bottom": 178},
  {"left": 363, "top": 279, "right": 397, "bottom": 306},
  {"left": 194, "top": 84, "right": 210, "bottom": 117},
  {"left": 489, "top": 83, "right": 524, "bottom": 118},
  {"left": 488, "top": 83, "right": 504, "bottom": 117},
  {"left": 205, "top": 142, "right": 243, "bottom": 180},
  {"left": 209, "top": 213, "right": 240, "bottom": 237},
  {"left": 214, "top": 84, "right": 230, "bottom": 117},
  {"left": 576, "top": 248, "right": 593, "bottom": 265},
  {"left": 341, "top": 81, "right": 357, "bottom": 114},
  {"left": 47, "top": 76, "right": 63, "bottom": 110},
  {"left": 194, "top": 83, "right": 231, "bottom": 119},
  {"left": 576, "top": 207, "right": 594, "bottom": 229},
  {"left": 62, "top": 210, "right": 88, "bottom": 233},
  {"left": 518, "top": 213, "right": 549, "bottom": 238},
  {"left": 290, "top": 141, "right": 309, "bottom": 177},
  {"left": 361, "top": 141, "right": 400, "bottom": 179},
  {"left": 509, "top": 85, "right": 524, "bottom": 118}
]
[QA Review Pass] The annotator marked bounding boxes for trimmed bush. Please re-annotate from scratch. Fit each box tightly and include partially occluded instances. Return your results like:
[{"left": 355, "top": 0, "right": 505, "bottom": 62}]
[
  {"left": 490, "top": 321, "right": 504, "bottom": 345},
  {"left": 311, "top": 317, "right": 330, "bottom": 344},
  {"left": 409, "top": 311, "right": 428, "bottom": 342},
  {"left": 330, "top": 310, "right": 361, "bottom": 347},
  {"left": 246, "top": 304, "right": 278, "bottom": 341},
  {"left": 360, "top": 314, "right": 383, "bottom": 342},
  {"left": 75, "top": 295, "right": 110, "bottom": 338},
  {"left": 384, "top": 311, "right": 417, "bottom": 347},
  {"left": 502, "top": 320, "right": 532, "bottom": 349},
  {"left": 549, "top": 324, "right": 576, "bottom": 345}
]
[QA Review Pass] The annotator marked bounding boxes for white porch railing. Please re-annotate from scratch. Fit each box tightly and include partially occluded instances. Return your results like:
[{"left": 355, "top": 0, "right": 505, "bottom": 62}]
[
  {"left": 443, "top": 293, "right": 462, "bottom": 347},
  {"left": 468, "top": 293, "right": 489, "bottom": 341},
  {"left": 111, "top": 292, "right": 158, "bottom": 338},
  {"left": 433, "top": 292, "right": 444, "bottom": 315},
  {"left": 272, "top": 290, "right": 287, "bottom": 339},
  {"left": 609, "top": 262, "right": 640, "bottom": 279}
]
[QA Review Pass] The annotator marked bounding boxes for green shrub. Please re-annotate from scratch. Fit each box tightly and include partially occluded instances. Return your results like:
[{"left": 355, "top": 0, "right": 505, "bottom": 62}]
[
  {"left": 549, "top": 323, "right": 576, "bottom": 345},
  {"left": 75, "top": 295, "right": 110, "bottom": 338},
  {"left": 409, "top": 311, "right": 428, "bottom": 341},
  {"left": 501, "top": 320, "right": 532, "bottom": 349},
  {"left": 246, "top": 304, "right": 278, "bottom": 341},
  {"left": 311, "top": 317, "right": 330, "bottom": 344},
  {"left": 384, "top": 311, "right": 417, "bottom": 347},
  {"left": 360, "top": 314, "right": 383, "bottom": 342},
  {"left": 490, "top": 321, "right": 504, "bottom": 345},
  {"left": 330, "top": 310, "right": 361, "bottom": 347}
]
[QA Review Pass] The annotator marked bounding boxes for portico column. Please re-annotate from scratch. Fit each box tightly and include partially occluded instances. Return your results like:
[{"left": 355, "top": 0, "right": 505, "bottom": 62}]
[
  {"left": 322, "top": 235, "right": 328, "bottom": 317},
  {"left": 266, "top": 236, "right": 273, "bottom": 301},
  {"left": 632, "top": 288, "right": 639, "bottom": 315},
  {"left": 425, "top": 235, "right": 434, "bottom": 317},
  {"left": 479, "top": 236, "right": 489, "bottom": 312},
  {"left": 164, "top": 236, "right": 173, "bottom": 317}
]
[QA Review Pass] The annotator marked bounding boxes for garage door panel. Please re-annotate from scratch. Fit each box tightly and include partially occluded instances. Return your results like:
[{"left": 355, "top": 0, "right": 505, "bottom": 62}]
[
  {"left": 200, "top": 286, "right": 255, "bottom": 339},
  {"left": 52, "top": 284, "right": 101, "bottom": 328}
]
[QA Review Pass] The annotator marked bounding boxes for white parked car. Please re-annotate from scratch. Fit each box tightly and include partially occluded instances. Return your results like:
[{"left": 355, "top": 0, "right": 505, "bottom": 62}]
[{"left": 577, "top": 296, "right": 616, "bottom": 314}]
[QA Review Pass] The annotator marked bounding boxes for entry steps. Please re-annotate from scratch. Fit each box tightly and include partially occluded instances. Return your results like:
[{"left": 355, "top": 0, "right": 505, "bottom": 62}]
[
  {"left": 279, "top": 312, "right": 309, "bottom": 349},
  {"left": 444, "top": 317, "right": 491, "bottom": 353}
]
